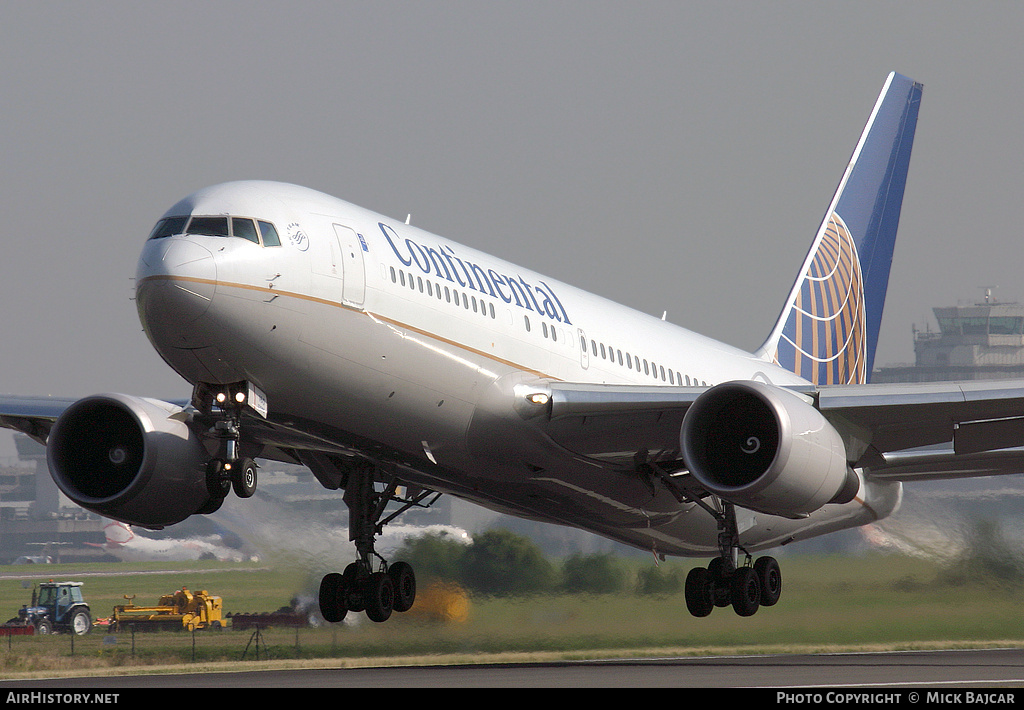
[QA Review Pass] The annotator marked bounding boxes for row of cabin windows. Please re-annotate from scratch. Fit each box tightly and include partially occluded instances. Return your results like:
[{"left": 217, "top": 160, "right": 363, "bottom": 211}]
[
  {"left": 389, "top": 265, "right": 572, "bottom": 348},
  {"left": 585, "top": 336, "right": 707, "bottom": 387},
  {"left": 389, "top": 266, "right": 497, "bottom": 320},
  {"left": 149, "top": 215, "right": 282, "bottom": 247},
  {"left": 388, "top": 263, "right": 705, "bottom": 385}
]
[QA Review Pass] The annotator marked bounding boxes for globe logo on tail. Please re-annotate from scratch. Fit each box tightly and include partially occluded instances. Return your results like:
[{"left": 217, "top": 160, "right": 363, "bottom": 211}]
[{"left": 776, "top": 212, "right": 867, "bottom": 385}]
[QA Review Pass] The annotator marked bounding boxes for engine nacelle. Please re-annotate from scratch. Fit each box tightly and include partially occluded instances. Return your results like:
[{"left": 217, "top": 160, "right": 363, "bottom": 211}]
[
  {"left": 47, "top": 394, "right": 213, "bottom": 529},
  {"left": 680, "top": 381, "right": 858, "bottom": 517}
]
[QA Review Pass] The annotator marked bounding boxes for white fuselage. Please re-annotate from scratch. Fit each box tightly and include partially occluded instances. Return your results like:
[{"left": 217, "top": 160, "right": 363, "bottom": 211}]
[{"left": 135, "top": 181, "right": 901, "bottom": 557}]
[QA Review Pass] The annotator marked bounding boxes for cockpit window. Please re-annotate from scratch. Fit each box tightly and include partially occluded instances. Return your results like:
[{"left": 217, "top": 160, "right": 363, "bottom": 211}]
[
  {"left": 258, "top": 221, "right": 281, "bottom": 247},
  {"left": 232, "top": 217, "right": 260, "bottom": 244},
  {"left": 148, "top": 216, "right": 188, "bottom": 240},
  {"left": 149, "top": 213, "right": 282, "bottom": 248},
  {"left": 187, "top": 216, "right": 230, "bottom": 237}
]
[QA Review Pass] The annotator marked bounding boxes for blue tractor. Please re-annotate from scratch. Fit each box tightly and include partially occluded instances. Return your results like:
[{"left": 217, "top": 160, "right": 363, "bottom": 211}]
[{"left": 6, "top": 581, "right": 92, "bottom": 635}]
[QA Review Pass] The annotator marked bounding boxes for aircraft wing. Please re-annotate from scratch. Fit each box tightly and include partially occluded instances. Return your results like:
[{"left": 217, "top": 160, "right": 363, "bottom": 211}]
[
  {"left": 538, "top": 381, "right": 704, "bottom": 465},
  {"left": 530, "top": 378, "right": 1024, "bottom": 481},
  {"left": 0, "top": 395, "right": 80, "bottom": 446},
  {"left": 7, "top": 378, "right": 1024, "bottom": 501}
]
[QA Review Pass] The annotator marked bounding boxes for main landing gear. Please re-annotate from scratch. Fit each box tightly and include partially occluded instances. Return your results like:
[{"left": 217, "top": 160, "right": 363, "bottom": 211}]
[
  {"left": 685, "top": 552, "right": 782, "bottom": 618},
  {"left": 635, "top": 453, "right": 784, "bottom": 618},
  {"left": 683, "top": 501, "right": 783, "bottom": 618},
  {"left": 318, "top": 460, "right": 436, "bottom": 624}
]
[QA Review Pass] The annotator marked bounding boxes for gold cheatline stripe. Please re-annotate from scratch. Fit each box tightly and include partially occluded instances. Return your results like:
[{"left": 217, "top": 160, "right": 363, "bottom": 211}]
[{"left": 139, "top": 274, "right": 558, "bottom": 380}]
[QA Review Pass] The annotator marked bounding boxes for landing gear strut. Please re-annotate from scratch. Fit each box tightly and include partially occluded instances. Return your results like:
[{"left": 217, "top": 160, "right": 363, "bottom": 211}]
[
  {"left": 637, "top": 455, "right": 784, "bottom": 618},
  {"left": 193, "top": 382, "right": 262, "bottom": 512},
  {"left": 683, "top": 501, "right": 783, "bottom": 618},
  {"left": 318, "top": 460, "right": 436, "bottom": 624}
]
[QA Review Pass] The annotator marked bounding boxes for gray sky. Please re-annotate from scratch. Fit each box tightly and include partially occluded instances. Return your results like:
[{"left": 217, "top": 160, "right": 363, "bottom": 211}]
[{"left": 1, "top": 2, "right": 1022, "bottom": 458}]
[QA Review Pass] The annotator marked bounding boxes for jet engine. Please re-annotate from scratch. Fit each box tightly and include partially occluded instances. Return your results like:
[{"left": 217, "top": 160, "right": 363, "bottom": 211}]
[
  {"left": 46, "top": 394, "right": 214, "bottom": 529},
  {"left": 680, "top": 381, "right": 859, "bottom": 518}
]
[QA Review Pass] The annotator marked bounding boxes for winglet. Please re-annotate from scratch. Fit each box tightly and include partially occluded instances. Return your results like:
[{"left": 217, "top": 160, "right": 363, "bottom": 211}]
[{"left": 757, "top": 72, "right": 923, "bottom": 385}]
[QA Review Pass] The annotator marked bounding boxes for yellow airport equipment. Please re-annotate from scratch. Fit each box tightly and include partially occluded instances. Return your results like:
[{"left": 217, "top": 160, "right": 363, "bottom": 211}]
[{"left": 111, "top": 587, "right": 223, "bottom": 632}]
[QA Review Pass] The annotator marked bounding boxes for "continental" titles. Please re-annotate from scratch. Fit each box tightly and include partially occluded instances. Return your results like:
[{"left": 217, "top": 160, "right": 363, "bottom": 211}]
[{"left": 379, "top": 223, "right": 571, "bottom": 325}]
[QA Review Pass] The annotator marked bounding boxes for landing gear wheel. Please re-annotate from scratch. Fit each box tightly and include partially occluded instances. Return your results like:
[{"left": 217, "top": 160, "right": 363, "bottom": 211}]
[
  {"left": 342, "top": 563, "right": 365, "bottom": 612},
  {"left": 685, "top": 567, "right": 715, "bottom": 618},
  {"left": 231, "top": 458, "right": 258, "bottom": 498},
  {"left": 707, "top": 557, "right": 731, "bottom": 607},
  {"left": 731, "top": 566, "right": 761, "bottom": 617},
  {"left": 364, "top": 572, "right": 394, "bottom": 623},
  {"left": 205, "top": 459, "right": 231, "bottom": 499},
  {"left": 389, "top": 561, "right": 416, "bottom": 613},
  {"left": 319, "top": 572, "right": 348, "bottom": 623},
  {"left": 754, "top": 556, "right": 782, "bottom": 607}
]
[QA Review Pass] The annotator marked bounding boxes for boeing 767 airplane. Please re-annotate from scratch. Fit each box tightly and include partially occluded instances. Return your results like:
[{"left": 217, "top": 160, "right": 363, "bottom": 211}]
[{"left": 4, "top": 72, "right": 1024, "bottom": 623}]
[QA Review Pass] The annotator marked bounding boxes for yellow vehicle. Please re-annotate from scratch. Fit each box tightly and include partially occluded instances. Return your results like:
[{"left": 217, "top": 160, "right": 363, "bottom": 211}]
[{"left": 111, "top": 587, "right": 223, "bottom": 632}]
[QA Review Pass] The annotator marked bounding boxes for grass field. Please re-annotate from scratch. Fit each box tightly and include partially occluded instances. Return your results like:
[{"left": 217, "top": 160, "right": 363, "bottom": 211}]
[{"left": 0, "top": 552, "right": 1022, "bottom": 678}]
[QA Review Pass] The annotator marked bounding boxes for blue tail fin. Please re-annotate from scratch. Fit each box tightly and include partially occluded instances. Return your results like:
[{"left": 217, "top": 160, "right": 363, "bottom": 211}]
[{"left": 758, "top": 72, "right": 923, "bottom": 385}]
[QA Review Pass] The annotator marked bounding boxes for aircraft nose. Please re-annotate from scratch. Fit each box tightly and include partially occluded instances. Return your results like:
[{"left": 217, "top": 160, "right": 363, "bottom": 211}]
[{"left": 135, "top": 238, "right": 217, "bottom": 342}]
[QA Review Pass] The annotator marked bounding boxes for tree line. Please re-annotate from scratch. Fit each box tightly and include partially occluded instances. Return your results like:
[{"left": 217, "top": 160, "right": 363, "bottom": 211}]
[{"left": 394, "top": 528, "right": 685, "bottom": 597}]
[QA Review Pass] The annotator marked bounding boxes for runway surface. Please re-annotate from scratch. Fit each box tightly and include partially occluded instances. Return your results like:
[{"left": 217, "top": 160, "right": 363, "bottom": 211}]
[{"left": 6, "top": 648, "right": 1024, "bottom": 688}]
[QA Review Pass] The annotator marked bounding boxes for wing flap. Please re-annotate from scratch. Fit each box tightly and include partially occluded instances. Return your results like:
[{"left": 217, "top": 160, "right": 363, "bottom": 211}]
[
  {"left": 869, "top": 445, "right": 1024, "bottom": 481},
  {"left": 818, "top": 380, "right": 1024, "bottom": 459}
]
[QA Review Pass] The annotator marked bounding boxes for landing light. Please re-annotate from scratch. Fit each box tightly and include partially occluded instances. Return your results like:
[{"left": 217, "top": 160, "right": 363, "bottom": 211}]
[{"left": 527, "top": 393, "right": 550, "bottom": 406}]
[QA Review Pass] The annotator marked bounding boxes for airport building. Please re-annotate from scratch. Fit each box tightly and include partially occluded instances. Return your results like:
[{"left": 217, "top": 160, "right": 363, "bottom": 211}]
[
  {"left": 0, "top": 436, "right": 103, "bottom": 563},
  {"left": 873, "top": 291, "right": 1024, "bottom": 383}
]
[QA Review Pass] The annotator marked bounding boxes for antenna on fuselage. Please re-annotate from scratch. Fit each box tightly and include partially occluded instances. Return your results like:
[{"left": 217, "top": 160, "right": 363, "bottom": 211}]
[{"left": 406, "top": 214, "right": 411, "bottom": 225}]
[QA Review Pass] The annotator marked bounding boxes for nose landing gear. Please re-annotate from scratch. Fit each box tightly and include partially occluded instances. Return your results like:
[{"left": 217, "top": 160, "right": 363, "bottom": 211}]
[
  {"left": 205, "top": 455, "right": 258, "bottom": 500},
  {"left": 193, "top": 382, "right": 264, "bottom": 512}
]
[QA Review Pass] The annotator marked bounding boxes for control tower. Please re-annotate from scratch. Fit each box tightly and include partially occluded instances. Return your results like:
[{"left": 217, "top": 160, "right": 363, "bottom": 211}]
[{"left": 874, "top": 289, "right": 1024, "bottom": 382}]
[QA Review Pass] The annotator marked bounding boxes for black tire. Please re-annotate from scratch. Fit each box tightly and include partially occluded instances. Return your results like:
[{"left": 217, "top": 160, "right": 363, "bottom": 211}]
[
  {"left": 206, "top": 459, "right": 230, "bottom": 499},
  {"left": 70, "top": 609, "right": 91, "bottom": 636},
  {"left": 685, "top": 567, "right": 714, "bottom": 618},
  {"left": 364, "top": 572, "right": 394, "bottom": 623},
  {"left": 707, "top": 558, "right": 732, "bottom": 607},
  {"left": 342, "top": 563, "right": 365, "bottom": 612},
  {"left": 34, "top": 619, "right": 52, "bottom": 635},
  {"left": 731, "top": 567, "right": 761, "bottom": 617},
  {"left": 389, "top": 561, "right": 416, "bottom": 613},
  {"left": 754, "top": 556, "right": 782, "bottom": 607},
  {"left": 232, "top": 458, "right": 258, "bottom": 498},
  {"left": 318, "top": 572, "right": 347, "bottom": 623}
]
